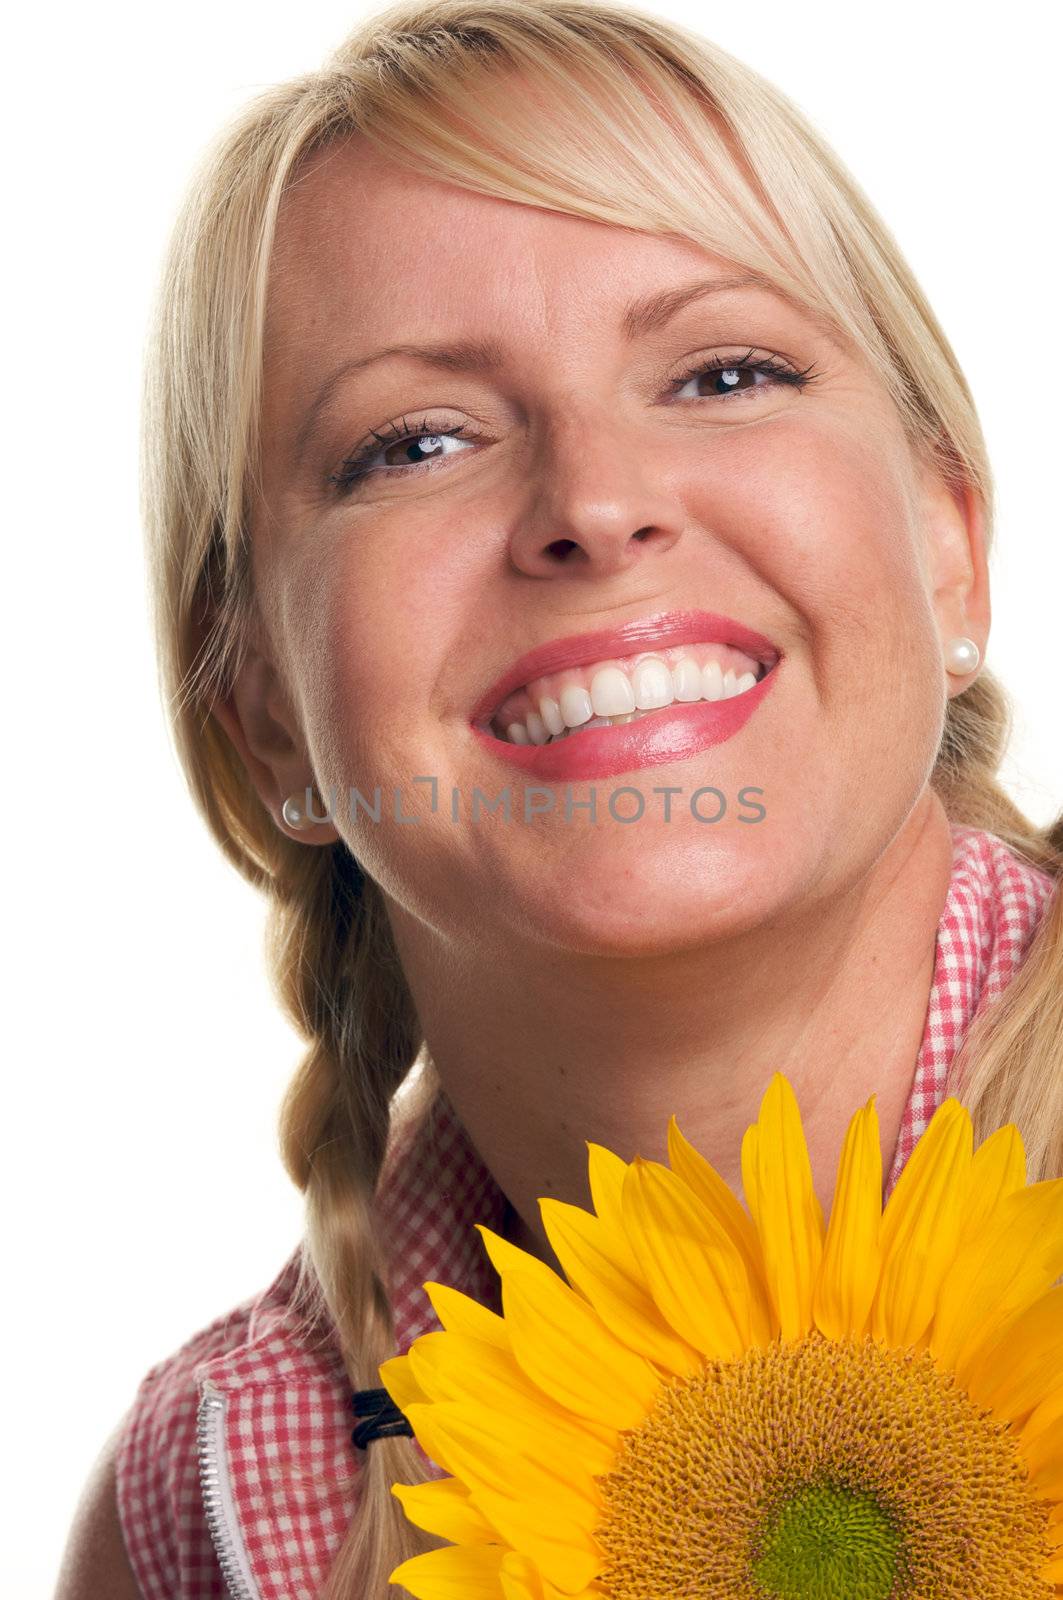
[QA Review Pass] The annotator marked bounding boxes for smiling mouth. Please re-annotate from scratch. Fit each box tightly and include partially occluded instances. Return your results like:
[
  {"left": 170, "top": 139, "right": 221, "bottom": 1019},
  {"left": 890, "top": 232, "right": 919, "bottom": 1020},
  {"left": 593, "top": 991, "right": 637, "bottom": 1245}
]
[{"left": 481, "top": 640, "right": 777, "bottom": 745}]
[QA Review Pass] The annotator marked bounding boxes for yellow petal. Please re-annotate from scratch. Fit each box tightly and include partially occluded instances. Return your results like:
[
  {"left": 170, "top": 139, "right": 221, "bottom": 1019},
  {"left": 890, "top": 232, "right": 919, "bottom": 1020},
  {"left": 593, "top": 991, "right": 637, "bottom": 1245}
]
[
  {"left": 933, "top": 1179, "right": 1063, "bottom": 1378},
  {"left": 667, "top": 1115, "right": 769, "bottom": 1301},
  {"left": 469, "top": 1483, "right": 602, "bottom": 1594},
  {"left": 392, "top": 1477, "right": 498, "bottom": 1544},
  {"left": 748, "top": 1073, "right": 825, "bottom": 1341},
  {"left": 389, "top": 1543, "right": 507, "bottom": 1599},
  {"left": 961, "top": 1285, "right": 1063, "bottom": 1424},
  {"left": 499, "top": 1555, "right": 544, "bottom": 1600},
  {"left": 403, "top": 1400, "right": 603, "bottom": 1516},
  {"left": 500, "top": 1266, "right": 661, "bottom": 1429},
  {"left": 499, "top": 1552, "right": 544, "bottom": 1600},
  {"left": 406, "top": 1328, "right": 620, "bottom": 1475},
  {"left": 586, "top": 1141, "right": 644, "bottom": 1282},
  {"left": 741, "top": 1122, "right": 761, "bottom": 1234},
  {"left": 499, "top": 1552, "right": 601, "bottom": 1600},
  {"left": 1020, "top": 1384, "right": 1063, "bottom": 1478},
  {"left": 477, "top": 1224, "right": 563, "bottom": 1287},
  {"left": 474, "top": 1229, "right": 638, "bottom": 1442},
  {"left": 379, "top": 1352, "right": 431, "bottom": 1412},
  {"left": 622, "top": 1157, "right": 768, "bottom": 1357},
  {"left": 406, "top": 1328, "right": 524, "bottom": 1406},
  {"left": 812, "top": 1096, "right": 882, "bottom": 1342},
  {"left": 405, "top": 1331, "right": 463, "bottom": 1403},
  {"left": 870, "top": 1096, "right": 973, "bottom": 1349},
  {"left": 1026, "top": 1439, "right": 1063, "bottom": 1501},
  {"left": 424, "top": 1280, "right": 510, "bottom": 1348},
  {"left": 538, "top": 1195, "right": 703, "bottom": 1376},
  {"left": 957, "top": 1123, "right": 1026, "bottom": 1250}
]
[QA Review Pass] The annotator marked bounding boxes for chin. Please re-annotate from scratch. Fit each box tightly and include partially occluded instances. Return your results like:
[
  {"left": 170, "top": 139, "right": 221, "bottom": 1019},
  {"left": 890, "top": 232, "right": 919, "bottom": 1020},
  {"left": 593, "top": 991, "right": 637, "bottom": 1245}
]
[{"left": 512, "top": 827, "right": 787, "bottom": 957}]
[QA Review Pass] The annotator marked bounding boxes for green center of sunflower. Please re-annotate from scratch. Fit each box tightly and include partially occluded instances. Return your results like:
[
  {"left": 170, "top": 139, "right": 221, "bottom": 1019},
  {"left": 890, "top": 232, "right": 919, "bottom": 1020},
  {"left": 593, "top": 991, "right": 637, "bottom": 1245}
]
[
  {"left": 750, "top": 1478, "right": 901, "bottom": 1599},
  {"left": 592, "top": 1330, "right": 1053, "bottom": 1598}
]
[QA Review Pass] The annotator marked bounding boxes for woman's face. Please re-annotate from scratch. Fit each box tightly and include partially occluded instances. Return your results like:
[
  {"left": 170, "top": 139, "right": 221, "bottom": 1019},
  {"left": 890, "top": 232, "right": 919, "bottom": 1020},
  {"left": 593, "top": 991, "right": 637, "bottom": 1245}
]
[{"left": 235, "top": 134, "right": 986, "bottom": 953}]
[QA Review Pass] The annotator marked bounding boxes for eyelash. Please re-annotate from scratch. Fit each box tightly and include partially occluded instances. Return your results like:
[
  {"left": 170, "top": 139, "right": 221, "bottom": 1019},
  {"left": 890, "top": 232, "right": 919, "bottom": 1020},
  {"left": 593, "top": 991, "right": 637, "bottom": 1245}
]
[{"left": 327, "top": 349, "right": 822, "bottom": 495}]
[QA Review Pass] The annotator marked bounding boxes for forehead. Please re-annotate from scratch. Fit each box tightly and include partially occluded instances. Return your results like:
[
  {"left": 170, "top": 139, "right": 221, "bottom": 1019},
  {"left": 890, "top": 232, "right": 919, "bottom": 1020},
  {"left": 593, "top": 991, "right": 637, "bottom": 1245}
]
[{"left": 264, "top": 135, "right": 766, "bottom": 374}]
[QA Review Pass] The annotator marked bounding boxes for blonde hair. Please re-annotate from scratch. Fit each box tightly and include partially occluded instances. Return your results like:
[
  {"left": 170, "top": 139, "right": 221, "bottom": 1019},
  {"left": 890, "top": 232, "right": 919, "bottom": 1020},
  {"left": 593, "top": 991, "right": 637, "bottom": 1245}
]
[{"left": 140, "top": 3, "right": 1063, "bottom": 1594}]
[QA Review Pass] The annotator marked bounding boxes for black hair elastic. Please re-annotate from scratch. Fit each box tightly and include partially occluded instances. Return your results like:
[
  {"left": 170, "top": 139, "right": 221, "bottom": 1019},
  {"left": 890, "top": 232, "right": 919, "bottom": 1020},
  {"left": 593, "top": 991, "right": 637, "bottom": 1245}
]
[{"left": 350, "top": 1386, "right": 415, "bottom": 1449}]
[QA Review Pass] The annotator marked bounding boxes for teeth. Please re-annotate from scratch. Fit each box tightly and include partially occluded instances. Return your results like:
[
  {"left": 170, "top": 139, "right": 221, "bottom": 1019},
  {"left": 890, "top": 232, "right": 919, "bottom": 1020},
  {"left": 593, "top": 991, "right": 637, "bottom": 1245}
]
[
  {"left": 632, "top": 656, "right": 674, "bottom": 710},
  {"left": 559, "top": 684, "right": 594, "bottom": 728},
  {"left": 545, "top": 705, "right": 663, "bottom": 742},
  {"left": 590, "top": 665, "right": 637, "bottom": 717},
  {"left": 495, "top": 651, "right": 771, "bottom": 743},
  {"left": 539, "top": 695, "right": 565, "bottom": 736},
  {"left": 701, "top": 659, "right": 724, "bottom": 701},
  {"left": 671, "top": 657, "right": 702, "bottom": 702}
]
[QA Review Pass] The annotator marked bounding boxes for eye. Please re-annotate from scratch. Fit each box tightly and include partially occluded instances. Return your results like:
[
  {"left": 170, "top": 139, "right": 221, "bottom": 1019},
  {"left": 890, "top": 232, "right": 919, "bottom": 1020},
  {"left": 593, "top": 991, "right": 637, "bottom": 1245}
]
[
  {"left": 328, "top": 350, "right": 820, "bottom": 497},
  {"left": 329, "top": 415, "right": 476, "bottom": 496},
  {"left": 669, "top": 348, "right": 819, "bottom": 403}
]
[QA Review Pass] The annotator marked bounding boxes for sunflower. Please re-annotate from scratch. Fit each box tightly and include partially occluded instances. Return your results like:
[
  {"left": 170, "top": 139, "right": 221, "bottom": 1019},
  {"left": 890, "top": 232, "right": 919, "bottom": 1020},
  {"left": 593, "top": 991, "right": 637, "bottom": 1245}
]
[{"left": 381, "top": 1073, "right": 1063, "bottom": 1598}]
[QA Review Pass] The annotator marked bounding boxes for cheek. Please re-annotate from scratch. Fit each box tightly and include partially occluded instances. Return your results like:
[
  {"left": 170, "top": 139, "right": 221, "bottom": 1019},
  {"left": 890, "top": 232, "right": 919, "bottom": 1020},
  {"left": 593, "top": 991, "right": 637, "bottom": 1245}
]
[
  {"left": 681, "top": 420, "right": 945, "bottom": 807},
  {"left": 685, "top": 418, "right": 933, "bottom": 656},
  {"left": 285, "top": 522, "right": 481, "bottom": 778}
]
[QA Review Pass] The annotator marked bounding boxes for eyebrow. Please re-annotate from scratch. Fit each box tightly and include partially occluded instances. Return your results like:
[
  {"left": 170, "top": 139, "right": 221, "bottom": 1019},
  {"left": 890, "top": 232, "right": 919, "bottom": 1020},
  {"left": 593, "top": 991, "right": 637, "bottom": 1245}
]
[{"left": 293, "top": 270, "right": 779, "bottom": 463}]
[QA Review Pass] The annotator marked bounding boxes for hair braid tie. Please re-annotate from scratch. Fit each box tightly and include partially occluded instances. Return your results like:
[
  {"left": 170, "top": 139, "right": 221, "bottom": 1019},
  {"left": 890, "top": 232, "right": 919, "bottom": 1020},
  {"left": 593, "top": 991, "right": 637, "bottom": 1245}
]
[{"left": 350, "top": 1386, "right": 415, "bottom": 1449}]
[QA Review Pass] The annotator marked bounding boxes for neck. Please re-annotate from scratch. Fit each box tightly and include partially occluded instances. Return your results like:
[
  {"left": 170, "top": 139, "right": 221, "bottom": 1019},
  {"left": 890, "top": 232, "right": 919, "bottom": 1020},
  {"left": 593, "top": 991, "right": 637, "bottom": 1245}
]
[{"left": 386, "top": 792, "right": 954, "bottom": 1277}]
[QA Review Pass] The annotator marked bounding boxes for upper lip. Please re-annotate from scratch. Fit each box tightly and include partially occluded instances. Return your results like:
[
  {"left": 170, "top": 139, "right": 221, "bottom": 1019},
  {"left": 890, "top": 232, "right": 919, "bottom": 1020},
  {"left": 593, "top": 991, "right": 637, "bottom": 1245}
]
[{"left": 470, "top": 608, "right": 782, "bottom": 726}]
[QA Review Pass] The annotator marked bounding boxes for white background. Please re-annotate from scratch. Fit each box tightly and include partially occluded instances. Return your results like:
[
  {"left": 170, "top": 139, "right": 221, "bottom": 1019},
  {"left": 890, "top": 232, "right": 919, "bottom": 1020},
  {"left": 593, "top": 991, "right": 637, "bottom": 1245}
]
[{"left": 5, "top": 2, "right": 1060, "bottom": 1592}]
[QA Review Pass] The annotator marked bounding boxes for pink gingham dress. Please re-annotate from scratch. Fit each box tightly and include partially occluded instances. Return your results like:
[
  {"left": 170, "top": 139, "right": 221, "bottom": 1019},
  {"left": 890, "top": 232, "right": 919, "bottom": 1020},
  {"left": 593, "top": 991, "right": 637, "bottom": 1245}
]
[{"left": 115, "top": 822, "right": 1056, "bottom": 1600}]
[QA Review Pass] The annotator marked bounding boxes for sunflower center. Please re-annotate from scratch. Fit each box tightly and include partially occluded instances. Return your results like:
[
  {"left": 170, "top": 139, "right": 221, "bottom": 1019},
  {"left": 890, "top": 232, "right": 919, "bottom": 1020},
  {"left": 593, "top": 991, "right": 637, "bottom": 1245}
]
[
  {"left": 750, "top": 1478, "right": 901, "bottom": 1599},
  {"left": 593, "top": 1329, "right": 1053, "bottom": 1598}
]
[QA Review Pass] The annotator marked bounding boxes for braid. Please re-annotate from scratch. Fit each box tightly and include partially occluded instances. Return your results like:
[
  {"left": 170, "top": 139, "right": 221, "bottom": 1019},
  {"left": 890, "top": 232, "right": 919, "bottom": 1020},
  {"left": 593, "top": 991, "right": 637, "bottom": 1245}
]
[
  {"left": 932, "top": 669, "right": 1061, "bottom": 865},
  {"left": 273, "top": 845, "right": 444, "bottom": 1597},
  {"left": 930, "top": 670, "right": 1063, "bottom": 1184}
]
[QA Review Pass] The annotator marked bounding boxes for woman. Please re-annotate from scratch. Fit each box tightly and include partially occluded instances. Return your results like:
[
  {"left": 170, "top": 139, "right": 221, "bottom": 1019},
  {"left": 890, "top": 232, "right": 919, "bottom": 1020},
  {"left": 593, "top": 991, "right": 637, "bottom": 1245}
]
[{"left": 57, "top": 1, "right": 1063, "bottom": 1597}]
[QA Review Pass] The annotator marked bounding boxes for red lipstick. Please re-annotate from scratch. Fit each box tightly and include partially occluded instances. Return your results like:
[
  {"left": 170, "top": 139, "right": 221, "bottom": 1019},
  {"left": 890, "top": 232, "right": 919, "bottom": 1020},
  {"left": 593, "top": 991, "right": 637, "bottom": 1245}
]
[
  {"left": 472, "top": 671, "right": 776, "bottom": 780},
  {"left": 468, "top": 608, "right": 781, "bottom": 781}
]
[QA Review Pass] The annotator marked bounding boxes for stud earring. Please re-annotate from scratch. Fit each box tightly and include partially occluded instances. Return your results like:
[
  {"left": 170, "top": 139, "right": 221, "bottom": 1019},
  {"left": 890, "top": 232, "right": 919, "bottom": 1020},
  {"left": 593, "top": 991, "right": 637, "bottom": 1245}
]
[
  {"left": 282, "top": 793, "right": 309, "bottom": 830},
  {"left": 944, "top": 636, "right": 981, "bottom": 676}
]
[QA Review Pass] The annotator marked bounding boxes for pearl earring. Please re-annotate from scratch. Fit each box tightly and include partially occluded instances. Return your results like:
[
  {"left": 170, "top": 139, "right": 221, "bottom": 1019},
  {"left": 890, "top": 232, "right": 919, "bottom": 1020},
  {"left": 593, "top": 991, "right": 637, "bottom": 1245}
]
[
  {"left": 944, "top": 636, "right": 980, "bottom": 676},
  {"left": 282, "top": 793, "right": 308, "bottom": 830}
]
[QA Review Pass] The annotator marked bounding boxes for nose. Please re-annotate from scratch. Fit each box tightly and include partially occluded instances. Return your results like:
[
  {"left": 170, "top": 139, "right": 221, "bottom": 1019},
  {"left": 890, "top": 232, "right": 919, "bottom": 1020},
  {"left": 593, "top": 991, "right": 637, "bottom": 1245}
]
[{"left": 506, "top": 405, "right": 684, "bottom": 579}]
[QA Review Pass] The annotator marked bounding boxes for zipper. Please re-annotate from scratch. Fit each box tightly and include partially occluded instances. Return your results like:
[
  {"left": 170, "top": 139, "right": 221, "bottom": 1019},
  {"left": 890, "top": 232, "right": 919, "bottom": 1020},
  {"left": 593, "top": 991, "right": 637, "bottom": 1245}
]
[{"left": 196, "top": 1379, "right": 263, "bottom": 1600}]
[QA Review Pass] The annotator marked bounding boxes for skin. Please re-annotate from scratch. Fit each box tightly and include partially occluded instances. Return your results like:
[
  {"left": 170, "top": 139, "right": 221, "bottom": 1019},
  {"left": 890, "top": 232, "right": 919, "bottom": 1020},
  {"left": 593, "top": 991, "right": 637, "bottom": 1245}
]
[{"left": 214, "top": 134, "right": 989, "bottom": 1274}]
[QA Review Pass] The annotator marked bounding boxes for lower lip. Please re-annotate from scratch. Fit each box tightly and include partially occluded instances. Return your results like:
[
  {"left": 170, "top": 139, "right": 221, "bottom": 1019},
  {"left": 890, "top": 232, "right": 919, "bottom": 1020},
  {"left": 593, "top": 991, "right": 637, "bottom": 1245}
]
[{"left": 471, "top": 665, "right": 777, "bottom": 780}]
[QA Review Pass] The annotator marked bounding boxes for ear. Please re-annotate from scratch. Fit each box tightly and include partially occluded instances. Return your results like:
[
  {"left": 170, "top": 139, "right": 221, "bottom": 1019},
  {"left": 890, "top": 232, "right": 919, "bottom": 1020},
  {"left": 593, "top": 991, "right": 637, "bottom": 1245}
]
[
  {"left": 210, "top": 642, "right": 340, "bottom": 846},
  {"left": 915, "top": 457, "right": 990, "bottom": 697}
]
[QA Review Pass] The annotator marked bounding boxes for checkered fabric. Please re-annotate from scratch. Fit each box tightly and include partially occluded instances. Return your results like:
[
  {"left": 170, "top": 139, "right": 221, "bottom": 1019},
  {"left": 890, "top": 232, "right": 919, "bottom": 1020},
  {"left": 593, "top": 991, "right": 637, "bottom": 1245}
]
[
  {"left": 115, "top": 823, "right": 1056, "bottom": 1599},
  {"left": 115, "top": 1087, "right": 508, "bottom": 1599},
  {"left": 884, "top": 824, "right": 1055, "bottom": 1196}
]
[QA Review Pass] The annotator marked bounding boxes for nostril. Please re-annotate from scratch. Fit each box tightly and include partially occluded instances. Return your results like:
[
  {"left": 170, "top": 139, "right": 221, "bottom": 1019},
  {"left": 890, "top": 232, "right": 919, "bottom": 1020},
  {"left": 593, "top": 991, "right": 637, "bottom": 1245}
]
[{"left": 545, "top": 538, "right": 578, "bottom": 559}]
